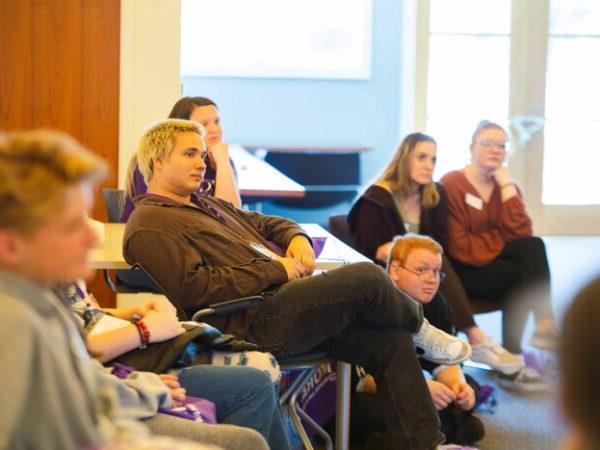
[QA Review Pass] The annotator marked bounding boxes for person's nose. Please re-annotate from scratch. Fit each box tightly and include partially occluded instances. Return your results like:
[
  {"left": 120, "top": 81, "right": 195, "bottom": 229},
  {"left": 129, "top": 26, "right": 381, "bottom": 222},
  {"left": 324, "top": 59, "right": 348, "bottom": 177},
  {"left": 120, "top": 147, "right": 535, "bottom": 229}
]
[
  {"left": 197, "top": 154, "right": 207, "bottom": 170},
  {"left": 206, "top": 123, "right": 220, "bottom": 135},
  {"left": 85, "top": 221, "right": 100, "bottom": 248}
]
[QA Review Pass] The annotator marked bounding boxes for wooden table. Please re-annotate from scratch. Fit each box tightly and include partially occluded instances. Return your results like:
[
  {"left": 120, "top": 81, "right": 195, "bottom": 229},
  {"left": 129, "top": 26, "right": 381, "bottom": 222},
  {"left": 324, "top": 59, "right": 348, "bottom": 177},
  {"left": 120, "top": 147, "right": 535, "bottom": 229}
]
[{"left": 88, "top": 222, "right": 368, "bottom": 270}]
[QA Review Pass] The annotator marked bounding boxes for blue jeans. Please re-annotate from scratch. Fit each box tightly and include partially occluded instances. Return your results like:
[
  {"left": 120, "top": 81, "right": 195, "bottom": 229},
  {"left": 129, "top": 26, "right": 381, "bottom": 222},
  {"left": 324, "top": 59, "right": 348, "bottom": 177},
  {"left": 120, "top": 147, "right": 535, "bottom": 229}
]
[
  {"left": 246, "top": 262, "right": 444, "bottom": 450},
  {"left": 178, "top": 365, "right": 291, "bottom": 450}
]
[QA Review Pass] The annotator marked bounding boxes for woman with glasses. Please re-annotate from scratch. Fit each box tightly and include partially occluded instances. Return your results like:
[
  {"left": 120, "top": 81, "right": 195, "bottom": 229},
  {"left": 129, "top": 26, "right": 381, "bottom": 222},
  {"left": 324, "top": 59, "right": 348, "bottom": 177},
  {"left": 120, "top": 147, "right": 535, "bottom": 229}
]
[
  {"left": 348, "top": 132, "right": 521, "bottom": 375},
  {"left": 441, "top": 120, "right": 558, "bottom": 391}
]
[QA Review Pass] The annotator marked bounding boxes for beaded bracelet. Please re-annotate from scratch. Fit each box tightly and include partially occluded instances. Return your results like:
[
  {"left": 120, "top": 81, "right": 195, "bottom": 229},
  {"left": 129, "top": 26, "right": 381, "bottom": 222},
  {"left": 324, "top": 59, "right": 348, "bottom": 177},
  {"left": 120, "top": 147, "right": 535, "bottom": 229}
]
[
  {"left": 500, "top": 182, "right": 516, "bottom": 190},
  {"left": 135, "top": 320, "right": 150, "bottom": 349}
]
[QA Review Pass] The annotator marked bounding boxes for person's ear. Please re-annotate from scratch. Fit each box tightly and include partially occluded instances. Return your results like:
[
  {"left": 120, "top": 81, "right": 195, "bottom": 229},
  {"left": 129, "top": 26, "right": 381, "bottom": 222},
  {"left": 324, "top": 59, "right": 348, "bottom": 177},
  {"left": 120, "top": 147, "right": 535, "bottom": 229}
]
[
  {"left": 388, "top": 262, "right": 401, "bottom": 284},
  {"left": 0, "top": 229, "right": 25, "bottom": 267},
  {"left": 153, "top": 155, "right": 165, "bottom": 173}
]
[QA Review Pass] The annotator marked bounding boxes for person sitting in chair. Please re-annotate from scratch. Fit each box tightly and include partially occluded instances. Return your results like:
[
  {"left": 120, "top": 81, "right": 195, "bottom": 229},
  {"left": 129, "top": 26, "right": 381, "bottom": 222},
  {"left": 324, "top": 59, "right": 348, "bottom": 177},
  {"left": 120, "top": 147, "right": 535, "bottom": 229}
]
[
  {"left": 0, "top": 129, "right": 268, "bottom": 450},
  {"left": 123, "top": 118, "right": 473, "bottom": 449}
]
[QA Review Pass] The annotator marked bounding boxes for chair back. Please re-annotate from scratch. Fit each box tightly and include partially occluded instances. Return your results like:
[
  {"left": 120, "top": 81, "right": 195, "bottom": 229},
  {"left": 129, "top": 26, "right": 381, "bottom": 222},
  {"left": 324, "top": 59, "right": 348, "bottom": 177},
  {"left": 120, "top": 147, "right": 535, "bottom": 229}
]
[
  {"left": 328, "top": 214, "right": 355, "bottom": 248},
  {"left": 102, "top": 188, "right": 125, "bottom": 223}
]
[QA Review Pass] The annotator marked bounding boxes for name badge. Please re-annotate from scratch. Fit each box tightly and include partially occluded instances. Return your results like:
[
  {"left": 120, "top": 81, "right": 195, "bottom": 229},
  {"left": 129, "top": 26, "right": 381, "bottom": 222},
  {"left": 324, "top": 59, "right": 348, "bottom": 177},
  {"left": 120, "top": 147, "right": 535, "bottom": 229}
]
[
  {"left": 249, "top": 243, "right": 279, "bottom": 259},
  {"left": 465, "top": 192, "right": 483, "bottom": 210}
]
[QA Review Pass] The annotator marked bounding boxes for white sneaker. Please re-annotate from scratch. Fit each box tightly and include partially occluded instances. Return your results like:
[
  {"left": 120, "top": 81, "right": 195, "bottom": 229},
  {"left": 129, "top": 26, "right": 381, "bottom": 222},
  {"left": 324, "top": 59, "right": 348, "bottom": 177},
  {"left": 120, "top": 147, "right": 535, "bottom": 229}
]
[
  {"left": 497, "top": 367, "right": 551, "bottom": 392},
  {"left": 471, "top": 337, "right": 524, "bottom": 375},
  {"left": 413, "top": 318, "right": 472, "bottom": 365}
]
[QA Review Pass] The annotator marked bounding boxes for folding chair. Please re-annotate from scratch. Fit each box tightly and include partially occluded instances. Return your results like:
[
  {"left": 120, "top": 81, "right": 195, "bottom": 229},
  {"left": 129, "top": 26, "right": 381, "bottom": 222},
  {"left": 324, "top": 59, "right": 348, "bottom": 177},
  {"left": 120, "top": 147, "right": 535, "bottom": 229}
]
[{"left": 136, "top": 263, "right": 352, "bottom": 450}]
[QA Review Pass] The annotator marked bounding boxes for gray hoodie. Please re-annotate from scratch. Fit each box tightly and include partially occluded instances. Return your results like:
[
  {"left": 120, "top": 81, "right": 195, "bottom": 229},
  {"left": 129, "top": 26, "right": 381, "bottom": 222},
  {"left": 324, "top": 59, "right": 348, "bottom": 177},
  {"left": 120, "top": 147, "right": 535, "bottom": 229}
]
[{"left": 0, "top": 270, "right": 171, "bottom": 450}]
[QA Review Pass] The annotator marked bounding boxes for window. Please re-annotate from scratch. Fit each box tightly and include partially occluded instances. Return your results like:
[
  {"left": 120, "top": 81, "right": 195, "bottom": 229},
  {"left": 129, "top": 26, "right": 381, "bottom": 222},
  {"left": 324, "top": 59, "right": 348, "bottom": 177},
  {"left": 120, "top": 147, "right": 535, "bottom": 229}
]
[
  {"left": 416, "top": 0, "right": 600, "bottom": 233},
  {"left": 181, "top": 0, "right": 372, "bottom": 79}
]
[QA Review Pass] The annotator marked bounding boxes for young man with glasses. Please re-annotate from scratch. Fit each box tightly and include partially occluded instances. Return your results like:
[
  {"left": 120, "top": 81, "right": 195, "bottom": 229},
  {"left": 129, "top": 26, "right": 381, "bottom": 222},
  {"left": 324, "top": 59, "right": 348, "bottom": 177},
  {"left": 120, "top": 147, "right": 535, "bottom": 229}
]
[{"left": 388, "top": 233, "right": 484, "bottom": 447}]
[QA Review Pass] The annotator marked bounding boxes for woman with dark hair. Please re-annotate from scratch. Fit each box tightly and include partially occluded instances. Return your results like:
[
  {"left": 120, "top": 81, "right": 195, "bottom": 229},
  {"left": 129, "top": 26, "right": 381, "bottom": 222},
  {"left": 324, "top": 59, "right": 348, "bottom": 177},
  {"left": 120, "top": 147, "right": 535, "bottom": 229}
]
[
  {"left": 441, "top": 120, "right": 558, "bottom": 391},
  {"left": 348, "top": 132, "right": 522, "bottom": 375},
  {"left": 122, "top": 96, "right": 241, "bottom": 221}
]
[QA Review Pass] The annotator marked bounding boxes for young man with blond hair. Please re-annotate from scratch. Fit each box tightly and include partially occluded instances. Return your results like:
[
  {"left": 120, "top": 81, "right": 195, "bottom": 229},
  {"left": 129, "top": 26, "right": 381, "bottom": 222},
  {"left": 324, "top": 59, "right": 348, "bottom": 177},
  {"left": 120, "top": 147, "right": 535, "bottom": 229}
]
[
  {"left": 0, "top": 129, "right": 267, "bottom": 450},
  {"left": 123, "top": 118, "right": 474, "bottom": 449}
]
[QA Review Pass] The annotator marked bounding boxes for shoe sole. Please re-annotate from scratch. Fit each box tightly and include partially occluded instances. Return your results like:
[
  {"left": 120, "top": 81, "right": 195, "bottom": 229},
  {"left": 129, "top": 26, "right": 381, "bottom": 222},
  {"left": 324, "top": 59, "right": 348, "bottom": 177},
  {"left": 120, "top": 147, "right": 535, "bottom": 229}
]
[
  {"left": 469, "top": 356, "right": 523, "bottom": 375},
  {"left": 423, "top": 345, "right": 472, "bottom": 366},
  {"left": 529, "top": 336, "right": 558, "bottom": 351},
  {"left": 497, "top": 378, "right": 552, "bottom": 393}
]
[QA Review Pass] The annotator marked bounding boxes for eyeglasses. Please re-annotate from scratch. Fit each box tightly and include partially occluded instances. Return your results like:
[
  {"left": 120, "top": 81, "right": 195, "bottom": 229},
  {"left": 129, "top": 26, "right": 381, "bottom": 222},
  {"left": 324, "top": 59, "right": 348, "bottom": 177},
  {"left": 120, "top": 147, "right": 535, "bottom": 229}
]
[
  {"left": 477, "top": 140, "right": 507, "bottom": 150},
  {"left": 393, "top": 262, "right": 446, "bottom": 281}
]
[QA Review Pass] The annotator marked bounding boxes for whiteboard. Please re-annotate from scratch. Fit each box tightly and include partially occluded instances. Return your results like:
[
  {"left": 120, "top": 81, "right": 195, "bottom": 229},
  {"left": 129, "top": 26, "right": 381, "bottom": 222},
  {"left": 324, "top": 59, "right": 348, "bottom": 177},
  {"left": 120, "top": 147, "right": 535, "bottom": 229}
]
[{"left": 181, "top": 0, "right": 372, "bottom": 79}]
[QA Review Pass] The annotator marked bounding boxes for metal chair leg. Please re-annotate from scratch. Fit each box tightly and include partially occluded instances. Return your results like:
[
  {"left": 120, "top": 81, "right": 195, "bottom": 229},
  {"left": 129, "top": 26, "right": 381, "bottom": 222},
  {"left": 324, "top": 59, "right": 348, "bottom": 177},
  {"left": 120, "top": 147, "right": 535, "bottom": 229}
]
[{"left": 335, "top": 361, "right": 351, "bottom": 450}]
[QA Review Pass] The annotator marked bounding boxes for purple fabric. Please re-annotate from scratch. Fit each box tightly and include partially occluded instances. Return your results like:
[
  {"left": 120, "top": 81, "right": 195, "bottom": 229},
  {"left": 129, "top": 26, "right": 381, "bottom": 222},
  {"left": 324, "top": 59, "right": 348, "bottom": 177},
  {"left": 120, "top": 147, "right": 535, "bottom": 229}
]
[
  {"left": 111, "top": 362, "right": 135, "bottom": 379},
  {"left": 121, "top": 167, "right": 147, "bottom": 222},
  {"left": 121, "top": 160, "right": 223, "bottom": 222},
  {"left": 159, "top": 396, "right": 217, "bottom": 424},
  {"left": 110, "top": 363, "right": 217, "bottom": 424},
  {"left": 310, "top": 237, "right": 326, "bottom": 258},
  {"left": 281, "top": 363, "right": 337, "bottom": 441}
]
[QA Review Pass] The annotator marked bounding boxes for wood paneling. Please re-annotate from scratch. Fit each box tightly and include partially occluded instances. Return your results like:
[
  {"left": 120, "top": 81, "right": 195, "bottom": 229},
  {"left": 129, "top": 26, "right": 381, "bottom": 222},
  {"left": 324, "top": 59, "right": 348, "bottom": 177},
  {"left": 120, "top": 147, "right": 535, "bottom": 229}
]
[{"left": 0, "top": 0, "right": 120, "bottom": 306}]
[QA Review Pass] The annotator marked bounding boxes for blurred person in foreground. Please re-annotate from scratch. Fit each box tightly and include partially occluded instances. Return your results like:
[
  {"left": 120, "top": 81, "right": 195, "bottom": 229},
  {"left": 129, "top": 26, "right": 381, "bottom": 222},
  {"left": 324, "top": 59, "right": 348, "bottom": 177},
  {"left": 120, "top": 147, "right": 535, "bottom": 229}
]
[{"left": 0, "top": 129, "right": 266, "bottom": 450}]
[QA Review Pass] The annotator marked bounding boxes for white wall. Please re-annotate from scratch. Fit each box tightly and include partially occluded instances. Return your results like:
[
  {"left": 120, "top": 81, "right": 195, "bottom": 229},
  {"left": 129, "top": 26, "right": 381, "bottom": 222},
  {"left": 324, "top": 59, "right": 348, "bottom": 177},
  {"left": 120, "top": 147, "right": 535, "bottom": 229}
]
[{"left": 119, "top": 0, "right": 182, "bottom": 188}]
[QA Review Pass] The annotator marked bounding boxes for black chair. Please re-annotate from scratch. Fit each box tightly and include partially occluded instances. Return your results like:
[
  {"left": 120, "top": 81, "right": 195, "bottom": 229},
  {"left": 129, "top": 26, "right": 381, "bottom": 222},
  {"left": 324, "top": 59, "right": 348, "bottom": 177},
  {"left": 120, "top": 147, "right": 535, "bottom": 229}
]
[
  {"left": 100, "top": 188, "right": 161, "bottom": 295},
  {"left": 328, "top": 214, "right": 355, "bottom": 248},
  {"left": 137, "top": 263, "right": 351, "bottom": 450},
  {"left": 102, "top": 188, "right": 125, "bottom": 223}
]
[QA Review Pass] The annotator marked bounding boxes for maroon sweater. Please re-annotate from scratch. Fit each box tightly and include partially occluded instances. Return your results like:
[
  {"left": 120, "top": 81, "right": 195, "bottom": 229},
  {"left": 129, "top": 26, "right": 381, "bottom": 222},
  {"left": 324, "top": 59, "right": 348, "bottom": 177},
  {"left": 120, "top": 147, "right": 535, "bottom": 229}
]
[{"left": 441, "top": 170, "right": 532, "bottom": 267}]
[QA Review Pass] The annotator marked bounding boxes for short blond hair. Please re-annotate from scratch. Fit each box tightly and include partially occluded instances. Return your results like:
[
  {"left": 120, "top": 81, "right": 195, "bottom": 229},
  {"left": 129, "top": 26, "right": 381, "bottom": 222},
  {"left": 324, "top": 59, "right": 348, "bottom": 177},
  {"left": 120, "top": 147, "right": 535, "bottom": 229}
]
[
  {"left": 386, "top": 233, "right": 443, "bottom": 271},
  {"left": 0, "top": 129, "right": 107, "bottom": 233},
  {"left": 136, "top": 119, "right": 205, "bottom": 184}
]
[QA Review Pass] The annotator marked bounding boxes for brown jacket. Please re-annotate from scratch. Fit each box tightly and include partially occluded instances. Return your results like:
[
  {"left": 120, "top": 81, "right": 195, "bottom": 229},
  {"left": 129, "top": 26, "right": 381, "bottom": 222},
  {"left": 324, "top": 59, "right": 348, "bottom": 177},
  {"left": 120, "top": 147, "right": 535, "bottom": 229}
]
[{"left": 123, "top": 194, "right": 308, "bottom": 337}]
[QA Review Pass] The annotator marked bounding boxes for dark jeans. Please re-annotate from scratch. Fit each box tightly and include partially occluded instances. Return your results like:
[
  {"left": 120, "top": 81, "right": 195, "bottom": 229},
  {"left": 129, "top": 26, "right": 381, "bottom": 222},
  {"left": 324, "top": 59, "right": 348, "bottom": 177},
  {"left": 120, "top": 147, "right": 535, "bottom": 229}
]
[
  {"left": 451, "top": 236, "right": 554, "bottom": 353},
  {"left": 246, "top": 262, "right": 444, "bottom": 450},
  {"left": 439, "top": 255, "right": 477, "bottom": 331}
]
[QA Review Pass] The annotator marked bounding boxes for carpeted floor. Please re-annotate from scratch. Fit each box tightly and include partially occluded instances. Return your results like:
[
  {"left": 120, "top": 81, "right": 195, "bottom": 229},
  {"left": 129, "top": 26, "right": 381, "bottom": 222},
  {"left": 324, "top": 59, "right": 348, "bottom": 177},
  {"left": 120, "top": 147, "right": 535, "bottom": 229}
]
[
  {"left": 462, "top": 236, "right": 600, "bottom": 450},
  {"left": 465, "top": 364, "right": 566, "bottom": 450}
]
